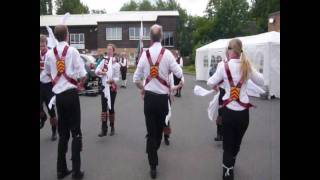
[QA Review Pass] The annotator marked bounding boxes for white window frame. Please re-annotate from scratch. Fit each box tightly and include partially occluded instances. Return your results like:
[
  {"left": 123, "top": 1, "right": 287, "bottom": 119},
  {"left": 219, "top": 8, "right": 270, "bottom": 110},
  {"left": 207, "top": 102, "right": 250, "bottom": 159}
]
[
  {"left": 69, "top": 33, "right": 85, "bottom": 44},
  {"left": 106, "top": 27, "right": 122, "bottom": 40},
  {"left": 204, "top": 55, "right": 209, "bottom": 67},
  {"left": 129, "top": 27, "right": 150, "bottom": 40},
  {"left": 162, "top": 31, "right": 174, "bottom": 47}
]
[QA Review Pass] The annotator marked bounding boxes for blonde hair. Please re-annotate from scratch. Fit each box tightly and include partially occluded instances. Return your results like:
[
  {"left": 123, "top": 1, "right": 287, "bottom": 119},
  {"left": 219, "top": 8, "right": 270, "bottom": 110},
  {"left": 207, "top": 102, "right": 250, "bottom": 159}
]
[{"left": 228, "top": 38, "right": 252, "bottom": 81}]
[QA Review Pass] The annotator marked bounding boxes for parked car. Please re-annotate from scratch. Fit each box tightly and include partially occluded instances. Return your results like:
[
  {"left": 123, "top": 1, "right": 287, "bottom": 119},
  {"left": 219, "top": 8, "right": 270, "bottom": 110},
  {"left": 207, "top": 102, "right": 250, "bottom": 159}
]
[{"left": 79, "top": 54, "right": 100, "bottom": 96}]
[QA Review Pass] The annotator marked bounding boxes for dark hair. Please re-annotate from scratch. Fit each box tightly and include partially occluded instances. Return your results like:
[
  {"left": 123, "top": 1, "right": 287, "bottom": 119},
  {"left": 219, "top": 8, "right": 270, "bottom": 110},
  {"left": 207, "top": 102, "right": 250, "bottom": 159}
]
[
  {"left": 150, "top": 24, "right": 163, "bottom": 42},
  {"left": 54, "top": 25, "right": 68, "bottom": 42},
  {"left": 40, "top": 34, "right": 48, "bottom": 44}
]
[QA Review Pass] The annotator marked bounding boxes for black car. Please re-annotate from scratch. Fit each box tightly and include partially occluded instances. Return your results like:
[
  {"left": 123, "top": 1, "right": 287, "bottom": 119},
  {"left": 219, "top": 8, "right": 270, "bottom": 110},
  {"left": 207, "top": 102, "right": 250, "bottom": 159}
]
[{"left": 79, "top": 54, "right": 100, "bottom": 96}]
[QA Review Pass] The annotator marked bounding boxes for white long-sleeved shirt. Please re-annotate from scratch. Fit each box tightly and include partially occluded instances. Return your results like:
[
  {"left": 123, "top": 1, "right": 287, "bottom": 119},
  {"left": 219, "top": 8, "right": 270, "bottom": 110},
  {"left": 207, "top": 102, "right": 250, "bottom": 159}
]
[
  {"left": 40, "top": 50, "right": 52, "bottom": 83},
  {"left": 44, "top": 41, "right": 87, "bottom": 94},
  {"left": 133, "top": 42, "right": 183, "bottom": 95},
  {"left": 207, "top": 59, "right": 264, "bottom": 111},
  {"left": 95, "top": 56, "right": 120, "bottom": 88}
]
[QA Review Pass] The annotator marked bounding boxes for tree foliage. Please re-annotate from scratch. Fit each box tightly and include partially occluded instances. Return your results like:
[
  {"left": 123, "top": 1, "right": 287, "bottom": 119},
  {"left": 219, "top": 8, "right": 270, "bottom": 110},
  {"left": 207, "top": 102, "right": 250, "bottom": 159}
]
[
  {"left": 55, "top": 0, "right": 89, "bottom": 15},
  {"left": 40, "top": 0, "right": 53, "bottom": 15}
]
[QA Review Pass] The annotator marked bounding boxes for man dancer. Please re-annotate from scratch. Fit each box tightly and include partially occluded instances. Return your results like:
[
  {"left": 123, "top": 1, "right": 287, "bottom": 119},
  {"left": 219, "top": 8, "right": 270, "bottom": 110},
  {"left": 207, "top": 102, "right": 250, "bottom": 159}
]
[
  {"left": 133, "top": 24, "right": 183, "bottom": 179},
  {"left": 45, "top": 25, "right": 87, "bottom": 179}
]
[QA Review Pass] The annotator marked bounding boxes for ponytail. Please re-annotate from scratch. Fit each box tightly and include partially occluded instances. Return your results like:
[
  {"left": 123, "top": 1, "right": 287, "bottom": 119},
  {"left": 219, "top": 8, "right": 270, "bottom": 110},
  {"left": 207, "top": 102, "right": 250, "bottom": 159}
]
[{"left": 240, "top": 52, "right": 252, "bottom": 81}]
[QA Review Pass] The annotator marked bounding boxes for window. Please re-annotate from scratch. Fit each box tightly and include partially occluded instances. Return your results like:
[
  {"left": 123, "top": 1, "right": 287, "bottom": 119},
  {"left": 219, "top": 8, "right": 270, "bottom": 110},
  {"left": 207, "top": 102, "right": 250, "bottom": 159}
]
[
  {"left": 129, "top": 27, "right": 150, "bottom": 40},
  {"left": 106, "top": 27, "right": 122, "bottom": 40},
  {"left": 69, "top": 33, "right": 85, "bottom": 44},
  {"left": 162, "top": 32, "right": 174, "bottom": 47},
  {"left": 204, "top": 55, "right": 208, "bottom": 67},
  {"left": 216, "top": 55, "right": 222, "bottom": 63},
  {"left": 210, "top": 55, "right": 215, "bottom": 67},
  {"left": 256, "top": 52, "right": 264, "bottom": 73}
]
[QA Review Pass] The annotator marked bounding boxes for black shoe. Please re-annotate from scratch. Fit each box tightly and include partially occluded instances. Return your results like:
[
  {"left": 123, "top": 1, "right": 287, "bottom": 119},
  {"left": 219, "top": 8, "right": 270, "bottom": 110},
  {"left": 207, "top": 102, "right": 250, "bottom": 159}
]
[
  {"left": 98, "top": 131, "right": 107, "bottom": 137},
  {"left": 51, "top": 132, "right": 57, "bottom": 141},
  {"left": 214, "top": 135, "right": 223, "bottom": 141},
  {"left": 164, "top": 137, "right": 170, "bottom": 146},
  {"left": 72, "top": 171, "right": 84, "bottom": 179},
  {"left": 57, "top": 169, "right": 72, "bottom": 179},
  {"left": 150, "top": 169, "right": 157, "bottom": 179},
  {"left": 223, "top": 166, "right": 234, "bottom": 180},
  {"left": 98, "top": 125, "right": 107, "bottom": 137},
  {"left": 110, "top": 128, "right": 115, "bottom": 136},
  {"left": 40, "top": 117, "right": 47, "bottom": 129}
]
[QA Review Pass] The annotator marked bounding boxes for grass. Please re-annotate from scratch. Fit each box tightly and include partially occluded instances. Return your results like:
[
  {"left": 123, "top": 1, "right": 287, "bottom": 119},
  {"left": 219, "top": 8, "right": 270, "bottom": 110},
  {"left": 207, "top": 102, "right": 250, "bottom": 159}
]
[
  {"left": 127, "top": 64, "right": 196, "bottom": 75},
  {"left": 182, "top": 64, "right": 196, "bottom": 75}
]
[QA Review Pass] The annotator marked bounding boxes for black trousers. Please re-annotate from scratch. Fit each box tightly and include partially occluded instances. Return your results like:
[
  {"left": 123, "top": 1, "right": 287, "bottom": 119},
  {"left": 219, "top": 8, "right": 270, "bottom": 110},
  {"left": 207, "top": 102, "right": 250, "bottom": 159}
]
[
  {"left": 217, "top": 88, "right": 226, "bottom": 136},
  {"left": 221, "top": 107, "right": 249, "bottom": 167},
  {"left": 120, "top": 67, "right": 127, "bottom": 80},
  {"left": 56, "top": 88, "right": 82, "bottom": 173},
  {"left": 144, "top": 91, "right": 169, "bottom": 166},
  {"left": 101, "top": 86, "right": 117, "bottom": 114},
  {"left": 40, "top": 82, "right": 56, "bottom": 118}
]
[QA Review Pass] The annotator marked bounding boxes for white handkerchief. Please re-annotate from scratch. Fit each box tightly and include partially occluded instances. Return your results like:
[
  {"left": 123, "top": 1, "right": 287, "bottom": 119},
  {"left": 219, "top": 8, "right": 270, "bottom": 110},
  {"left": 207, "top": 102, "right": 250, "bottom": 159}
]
[
  {"left": 247, "top": 80, "right": 266, "bottom": 97},
  {"left": 194, "top": 85, "right": 215, "bottom": 96},
  {"left": 208, "top": 91, "right": 220, "bottom": 121},
  {"left": 48, "top": 96, "right": 56, "bottom": 110},
  {"left": 165, "top": 101, "right": 171, "bottom": 126}
]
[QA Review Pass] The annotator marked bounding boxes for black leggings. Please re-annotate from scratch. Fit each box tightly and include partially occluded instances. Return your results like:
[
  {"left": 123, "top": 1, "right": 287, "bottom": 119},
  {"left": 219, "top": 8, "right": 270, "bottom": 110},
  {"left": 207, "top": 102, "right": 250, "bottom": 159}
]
[
  {"left": 221, "top": 107, "right": 249, "bottom": 167},
  {"left": 120, "top": 67, "right": 127, "bottom": 80}
]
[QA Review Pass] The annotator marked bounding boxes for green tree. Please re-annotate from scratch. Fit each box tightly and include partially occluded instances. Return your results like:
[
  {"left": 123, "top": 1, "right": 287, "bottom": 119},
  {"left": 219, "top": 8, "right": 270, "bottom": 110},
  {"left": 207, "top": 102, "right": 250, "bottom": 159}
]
[
  {"left": 120, "top": 0, "right": 139, "bottom": 11},
  {"left": 138, "top": 0, "right": 155, "bottom": 11},
  {"left": 209, "top": 0, "right": 251, "bottom": 39},
  {"left": 40, "top": 0, "right": 53, "bottom": 15},
  {"left": 250, "top": 0, "right": 280, "bottom": 32},
  {"left": 205, "top": 0, "right": 223, "bottom": 18},
  {"left": 55, "top": 0, "right": 89, "bottom": 15}
]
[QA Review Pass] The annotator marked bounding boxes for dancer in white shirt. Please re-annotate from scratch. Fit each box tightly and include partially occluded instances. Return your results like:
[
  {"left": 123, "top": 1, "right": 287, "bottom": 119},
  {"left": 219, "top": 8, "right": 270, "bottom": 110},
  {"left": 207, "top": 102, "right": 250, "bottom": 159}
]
[
  {"left": 40, "top": 34, "right": 57, "bottom": 141},
  {"left": 207, "top": 38, "right": 264, "bottom": 180},
  {"left": 133, "top": 24, "right": 183, "bottom": 179},
  {"left": 45, "top": 25, "right": 87, "bottom": 179},
  {"left": 95, "top": 44, "right": 120, "bottom": 137}
]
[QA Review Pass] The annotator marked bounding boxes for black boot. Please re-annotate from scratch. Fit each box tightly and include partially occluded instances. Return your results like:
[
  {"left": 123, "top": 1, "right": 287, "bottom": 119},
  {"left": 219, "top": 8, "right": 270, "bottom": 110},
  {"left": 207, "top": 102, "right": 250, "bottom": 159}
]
[
  {"left": 40, "top": 112, "right": 47, "bottom": 129},
  {"left": 72, "top": 171, "right": 84, "bottom": 180},
  {"left": 150, "top": 165, "right": 157, "bottom": 179},
  {"left": 51, "top": 125, "right": 57, "bottom": 141},
  {"left": 164, "top": 135, "right": 170, "bottom": 146},
  {"left": 109, "top": 114, "right": 115, "bottom": 136},
  {"left": 98, "top": 121, "right": 107, "bottom": 137},
  {"left": 57, "top": 169, "right": 72, "bottom": 179}
]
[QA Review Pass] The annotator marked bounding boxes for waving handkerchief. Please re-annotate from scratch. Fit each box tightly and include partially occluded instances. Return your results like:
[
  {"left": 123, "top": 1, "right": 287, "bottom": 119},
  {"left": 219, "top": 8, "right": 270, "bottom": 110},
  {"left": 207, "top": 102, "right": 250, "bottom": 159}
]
[
  {"left": 247, "top": 80, "right": 266, "bottom": 97},
  {"left": 194, "top": 85, "right": 215, "bottom": 96},
  {"left": 48, "top": 96, "right": 56, "bottom": 110},
  {"left": 208, "top": 91, "right": 220, "bottom": 121}
]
